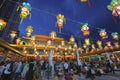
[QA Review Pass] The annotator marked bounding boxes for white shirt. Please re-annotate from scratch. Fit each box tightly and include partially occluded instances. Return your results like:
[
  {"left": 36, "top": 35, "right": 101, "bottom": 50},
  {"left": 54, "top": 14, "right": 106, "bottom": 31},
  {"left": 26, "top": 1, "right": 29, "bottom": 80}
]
[
  {"left": 64, "top": 62, "right": 68, "bottom": 69},
  {"left": 4, "top": 63, "right": 11, "bottom": 74}
]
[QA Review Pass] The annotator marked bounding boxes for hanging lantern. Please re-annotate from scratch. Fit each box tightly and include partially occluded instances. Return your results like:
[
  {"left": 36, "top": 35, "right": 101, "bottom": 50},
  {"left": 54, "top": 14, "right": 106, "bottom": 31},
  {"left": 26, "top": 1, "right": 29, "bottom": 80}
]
[
  {"left": 83, "top": 44, "right": 87, "bottom": 49},
  {"left": 26, "top": 26, "right": 33, "bottom": 37},
  {"left": 16, "top": 38, "right": 21, "bottom": 44},
  {"left": 84, "top": 38, "right": 90, "bottom": 46},
  {"left": 19, "top": 2, "right": 32, "bottom": 23},
  {"left": 61, "top": 40, "right": 65, "bottom": 46},
  {"left": 10, "top": 30, "right": 17, "bottom": 39},
  {"left": 106, "top": 41, "right": 112, "bottom": 47},
  {"left": 69, "top": 35, "right": 75, "bottom": 43},
  {"left": 0, "top": 19, "right": 7, "bottom": 30},
  {"left": 107, "top": 0, "right": 120, "bottom": 18},
  {"left": 47, "top": 40, "right": 52, "bottom": 46},
  {"left": 99, "top": 29, "right": 108, "bottom": 40},
  {"left": 56, "top": 14, "right": 65, "bottom": 33},
  {"left": 91, "top": 44, "right": 96, "bottom": 49},
  {"left": 96, "top": 40, "right": 102, "bottom": 48},
  {"left": 111, "top": 32, "right": 119, "bottom": 40},
  {"left": 80, "top": 0, "right": 87, "bottom": 2},
  {"left": 112, "top": 4, "right": 120, "bottom": 17},
  {"left": 114, "top": 42, "right": 119, "bottom": 48},
  {"left": 49, "top": 31, "right": 57, "bottom": 39},
  {"left": 81, "top": 23, "right": 90, "bottom": 36}
]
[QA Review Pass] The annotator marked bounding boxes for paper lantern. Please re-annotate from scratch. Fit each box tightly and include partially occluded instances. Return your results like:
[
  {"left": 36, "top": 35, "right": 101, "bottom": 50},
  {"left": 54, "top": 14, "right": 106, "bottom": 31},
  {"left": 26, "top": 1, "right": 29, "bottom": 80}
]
[
  {"left": 96, "top": 40, "right": 102, "bottom": 48},
  {"left": 81, "top": 23, "right": 90, "bottom": 36},
  {"left": 26, "top": 26, "right": 33, "bottom": 37},
  {"left": 49, "top": 31, "right": 57, "bottom": 39},
  {"left": 0, "top": 19, "right": 7, "bottom": 30},
  {"left": 19, "top": 2, "right": 32, "bottom": 23},
  {"left": 91, "top": 44, "right": 96, "bottom": 49},
  {"left": 69, "top": 35, "right": 75, "bottom": 43},
  {"left": 99, "top": 29, "right": 108, "bottom": 39},
  {"left": 56, "top": 14, "right": 65, "bottom": 33},
  {"left": 80, "top": 0, "right": 87, "bottom": 2},
  {"left": 16, "top": 38, "right": 21, "bottom": 44},
  {"left": 107, "top": 0, "right": 120, "bottom": 17},
  {"left": 111, "top": 32, "right": 119, "bottom": 40},
  {"left": 61, "top": 41, "right": 65, "bottom": 46},
  {"left": 10, "top": 30, "right": 17, "bottom": 39},
  {"left": 47, "top": 40, "right": 52, "bottom": 46},
  {"left": 106, "top": 41, "right": 112, "bottom": 47},
  {"left": 84, "top": 38, "right": 90, "bottom": 46},
  {"left": 112, "top": 4, "right": 120, "bottom": 17}
]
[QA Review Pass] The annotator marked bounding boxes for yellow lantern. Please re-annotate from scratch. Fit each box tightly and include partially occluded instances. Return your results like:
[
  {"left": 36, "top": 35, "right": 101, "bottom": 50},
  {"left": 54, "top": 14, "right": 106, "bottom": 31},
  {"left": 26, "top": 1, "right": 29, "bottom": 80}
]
[
  {"left": 61, "top": 40, "right": 65, "bottom": 46},
  {"left": 49, "top": 31, "right": 57, "bottom": 39},
  {"left": 0, "top": 19, "right": 7, "bottom": 30},
  {"left": 96, "top": 40, "right": 102, "bottom": 48},
  {"left": 47, "top": 40, "right": 52, "bottom": 46},
  {"left": 16, "top": 38, "right": 21, "bottom": 44},
  {"left": 69, "top": 35, "right": 75, "bottom": 43},
  {"left": 80, "top": 0, "right": 87, "bottom": 2},
  {"left": 111, "top": 32, "right": 119, "bottom": 40},
  {"left": 91, "top": 44, "right": 95, "bottom": 49},
  {"left": 84, "top": 38, "right": 90, "bottom": 46},
  {"left": 26, "top": 26, "right": 33, "bottom": 37},
  {"left": 99, "top": 29, "right": 108, "bottom": 39},
  {"left": 18, "top": 2, "right": 32, "bottom": 23},
  {"left": 81, "top": 23, "right": 90, "bottom": 36},
  {"left": 56, "top": 14, "right": 65, "bottom": 33},
  {"left": 106, "top": 41, "right": 111, "bottom": 47}
]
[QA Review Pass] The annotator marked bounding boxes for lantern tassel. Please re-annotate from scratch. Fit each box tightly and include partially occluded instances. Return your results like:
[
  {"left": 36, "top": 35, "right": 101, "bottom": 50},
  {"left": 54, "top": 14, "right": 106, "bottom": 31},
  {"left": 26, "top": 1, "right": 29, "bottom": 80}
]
[
  {"left": 20, "top": 18, "right": 23, "bottom": 24},
  {"left": 59, "top": 28, "right": 62, "bottom": 33},
  {"left": 112, "top": 16, "right": 118, "bottom": 24},
  {"left": 29, "top": 13, "right": 32, "bottom": 20},
  {"left": 87, "top": 0, "right": 91, "bottom": 7},
  {"left": 17, "top": 6, "right": 20, "bottom": 11}
]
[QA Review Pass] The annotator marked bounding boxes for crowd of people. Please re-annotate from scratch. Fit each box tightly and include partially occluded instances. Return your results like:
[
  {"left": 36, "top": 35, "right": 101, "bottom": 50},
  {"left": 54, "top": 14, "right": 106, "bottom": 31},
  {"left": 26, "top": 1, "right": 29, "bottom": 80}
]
[{"left": 0, "top": 58, "right": 118, "bottom": 80}]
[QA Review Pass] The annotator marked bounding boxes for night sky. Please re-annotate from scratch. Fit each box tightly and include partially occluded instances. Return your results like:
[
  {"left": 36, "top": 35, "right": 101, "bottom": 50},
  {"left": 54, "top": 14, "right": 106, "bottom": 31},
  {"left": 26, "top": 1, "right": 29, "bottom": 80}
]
[{"left": 18, "top": 0, "right": 120, "bottom": 41}]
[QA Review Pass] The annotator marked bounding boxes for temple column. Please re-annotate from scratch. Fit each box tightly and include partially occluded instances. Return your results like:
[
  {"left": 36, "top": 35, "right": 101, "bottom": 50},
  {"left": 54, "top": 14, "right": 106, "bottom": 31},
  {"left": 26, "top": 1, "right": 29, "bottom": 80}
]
[{"left": 48, "top": 50, "right": 54, "bottom": 77}]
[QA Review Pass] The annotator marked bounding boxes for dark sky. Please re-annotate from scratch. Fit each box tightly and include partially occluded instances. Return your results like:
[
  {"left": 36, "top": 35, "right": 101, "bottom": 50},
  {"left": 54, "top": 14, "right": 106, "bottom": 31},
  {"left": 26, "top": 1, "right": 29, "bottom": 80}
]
[{"left": 18, "top": 0, "right": 120, "bottom": 41}]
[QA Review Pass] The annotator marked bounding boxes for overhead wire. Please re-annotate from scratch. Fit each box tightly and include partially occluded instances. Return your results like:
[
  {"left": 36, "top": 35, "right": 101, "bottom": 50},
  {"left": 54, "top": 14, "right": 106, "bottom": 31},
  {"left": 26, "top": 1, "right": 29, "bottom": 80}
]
[{"left": 0, "top": 0, "right": 116, "bottom": 41}]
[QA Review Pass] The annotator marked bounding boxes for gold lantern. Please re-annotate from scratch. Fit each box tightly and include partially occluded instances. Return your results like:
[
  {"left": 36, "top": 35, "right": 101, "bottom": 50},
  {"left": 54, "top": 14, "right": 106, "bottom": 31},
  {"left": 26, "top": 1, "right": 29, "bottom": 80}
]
[
  {"left": 47, "top": 40, "right": 52, "bottom": 46},
  {"left": 96, "top": 40, "right": 102, "bottom": 48},
  {"left": 19, "top": 2, "right": 32, "bottom": 23},
  {"left": 49, "top": 31, "right": 57, "bottom": 39},
  {"left": 99, "top": 29, "right": 108, "bottom": 40},
  {"left": 80, "top": 0, "right": 87, "bottom": 2},
  {"left": 69, "top": 35, "right": 75, "bottom": 43},
  {"left": 61, "top": 40, "right": 65, "bottom": 46},
  {"left": 111, "top": 32, "right": 119, "bottom": 40},
  {"left": 56, "top": 14, "right": 65, "bottom": 33},
  {"left": 0, "top": 19, "right": 7, "bottom": 30},
  {"left": 84, "top": 38, "right": 90, "bottom": 46},
  {"left": 26, "top": 26, "right": 33, "bottom": 37}
]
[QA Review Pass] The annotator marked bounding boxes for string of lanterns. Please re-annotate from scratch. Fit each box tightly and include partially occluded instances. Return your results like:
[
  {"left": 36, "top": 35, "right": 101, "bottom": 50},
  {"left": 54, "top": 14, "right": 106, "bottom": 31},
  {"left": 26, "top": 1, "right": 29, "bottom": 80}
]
[{"left": 0, "top": 0, "right": 119, "bottom": 43}]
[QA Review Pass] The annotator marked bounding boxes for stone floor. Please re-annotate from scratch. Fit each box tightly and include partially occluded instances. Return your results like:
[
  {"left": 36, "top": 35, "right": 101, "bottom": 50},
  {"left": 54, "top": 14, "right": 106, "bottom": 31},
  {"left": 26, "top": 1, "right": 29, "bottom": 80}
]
[{"left": 42, "top": 71, "right": 120, "bottom": 80}]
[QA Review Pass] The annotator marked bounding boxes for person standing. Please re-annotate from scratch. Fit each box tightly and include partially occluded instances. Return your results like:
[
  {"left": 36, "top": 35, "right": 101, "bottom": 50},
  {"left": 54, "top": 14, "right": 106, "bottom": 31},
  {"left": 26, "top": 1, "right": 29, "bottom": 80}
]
[{"left": 14, "top": 60, "right": 23, "bottom": 80}]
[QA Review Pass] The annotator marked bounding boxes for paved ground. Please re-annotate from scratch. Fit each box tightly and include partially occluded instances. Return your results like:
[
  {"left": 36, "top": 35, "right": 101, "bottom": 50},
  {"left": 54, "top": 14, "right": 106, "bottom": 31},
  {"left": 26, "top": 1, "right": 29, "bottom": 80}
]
[{"left": 42, "top": 71, "right": 120, "bottom": 80}]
